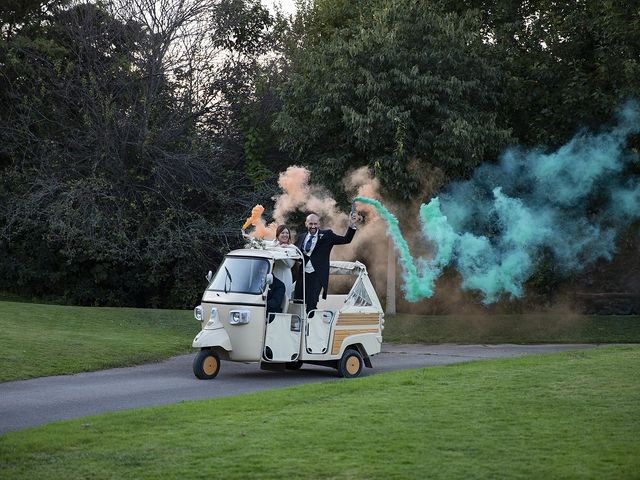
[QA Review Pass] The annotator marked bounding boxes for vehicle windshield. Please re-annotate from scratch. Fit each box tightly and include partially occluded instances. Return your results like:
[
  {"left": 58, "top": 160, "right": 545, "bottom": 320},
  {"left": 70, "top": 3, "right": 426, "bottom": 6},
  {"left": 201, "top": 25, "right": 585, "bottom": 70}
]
[{"left": 207, "top": 257, "right": 270, "bottom": 295}]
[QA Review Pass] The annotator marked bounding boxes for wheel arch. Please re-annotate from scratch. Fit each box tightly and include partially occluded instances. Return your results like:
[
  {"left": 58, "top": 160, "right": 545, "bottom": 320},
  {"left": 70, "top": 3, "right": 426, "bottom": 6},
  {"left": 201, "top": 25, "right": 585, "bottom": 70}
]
[
  {"left": 205, "top": 345, "right": 231, "bottom": 361},
  {"left": 345, "top": 343, "right": 372, "bottom": 368}
]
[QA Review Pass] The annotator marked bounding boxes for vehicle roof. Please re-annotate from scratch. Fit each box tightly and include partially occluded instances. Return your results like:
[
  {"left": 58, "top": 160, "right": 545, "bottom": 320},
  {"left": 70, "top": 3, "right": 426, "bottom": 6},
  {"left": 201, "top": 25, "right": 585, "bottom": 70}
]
[
  {"left": 226, "top": 247, "right": 368, "bottom": 274},
  {"left": 227, "top": 245, "right": 303, "bottom": 261},
  {"left": 329, "top": 260, "right": 367, "bottom": 275}
]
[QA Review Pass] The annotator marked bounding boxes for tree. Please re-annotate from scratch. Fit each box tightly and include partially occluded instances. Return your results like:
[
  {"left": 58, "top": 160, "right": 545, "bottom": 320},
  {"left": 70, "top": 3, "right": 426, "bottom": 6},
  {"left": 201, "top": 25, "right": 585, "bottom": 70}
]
[
  {"left": 0, "top": 0, "right": 286, "bottom": 307},
  {"left": 275, "top": 0, "right": 512, "bottom": 199},
  {"left": 453, "top": 0, "right": 640, "bottom": 147}
]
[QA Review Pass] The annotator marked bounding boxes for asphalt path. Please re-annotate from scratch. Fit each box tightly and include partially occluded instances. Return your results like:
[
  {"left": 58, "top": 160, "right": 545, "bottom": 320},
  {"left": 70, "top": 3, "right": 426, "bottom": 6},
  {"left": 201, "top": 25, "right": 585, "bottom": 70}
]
[{"left": 0, "top": 343, "right": 599, "bottom": 434}]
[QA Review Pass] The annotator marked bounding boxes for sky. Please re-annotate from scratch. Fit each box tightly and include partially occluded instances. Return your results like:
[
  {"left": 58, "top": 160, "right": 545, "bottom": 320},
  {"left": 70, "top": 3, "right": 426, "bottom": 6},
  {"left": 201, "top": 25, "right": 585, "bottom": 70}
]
[{"left": 264, "top": 0, "right": 297, "bottom": 16}]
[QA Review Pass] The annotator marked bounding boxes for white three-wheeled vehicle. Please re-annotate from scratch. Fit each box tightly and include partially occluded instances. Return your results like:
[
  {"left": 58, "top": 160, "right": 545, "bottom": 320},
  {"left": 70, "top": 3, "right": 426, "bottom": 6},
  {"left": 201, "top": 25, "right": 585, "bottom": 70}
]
[{"left": 192, "top": 244, "right": 384, "bottom": 379}]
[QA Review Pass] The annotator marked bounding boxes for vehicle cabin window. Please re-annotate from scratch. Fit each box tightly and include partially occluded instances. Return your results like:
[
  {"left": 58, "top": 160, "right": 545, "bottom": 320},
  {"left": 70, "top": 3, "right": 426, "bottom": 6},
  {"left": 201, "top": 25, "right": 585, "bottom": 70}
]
[
  {"left": 345, "top": 279, "right": 372, "bottom": 307},
  {"left": 208, "top": 257, "right": 270, "bottom": 295}
]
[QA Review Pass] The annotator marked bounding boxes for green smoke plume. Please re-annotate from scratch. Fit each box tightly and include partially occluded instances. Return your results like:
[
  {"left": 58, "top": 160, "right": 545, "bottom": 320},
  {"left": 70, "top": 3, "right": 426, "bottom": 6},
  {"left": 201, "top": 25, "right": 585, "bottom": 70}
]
[
  {"left": 353, "top": 196, "right": 434, "bottom": 301},
  {"left": 357, "top": 101, "right": 640, "bottom": 304}
]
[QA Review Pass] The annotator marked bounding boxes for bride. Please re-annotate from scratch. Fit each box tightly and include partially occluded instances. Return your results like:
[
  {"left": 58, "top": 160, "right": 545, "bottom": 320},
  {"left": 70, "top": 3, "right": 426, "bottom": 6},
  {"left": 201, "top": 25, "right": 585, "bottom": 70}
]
[{"left": 267, "top": 225, "right": 295, "bottom": 307}]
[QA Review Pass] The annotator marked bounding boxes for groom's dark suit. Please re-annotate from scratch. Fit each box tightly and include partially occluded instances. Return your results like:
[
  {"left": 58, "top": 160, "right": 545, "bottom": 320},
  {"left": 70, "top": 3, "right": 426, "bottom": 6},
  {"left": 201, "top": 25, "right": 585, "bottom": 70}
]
[{"left": 294, "top": 227, "right": 356, "bottom": 312}]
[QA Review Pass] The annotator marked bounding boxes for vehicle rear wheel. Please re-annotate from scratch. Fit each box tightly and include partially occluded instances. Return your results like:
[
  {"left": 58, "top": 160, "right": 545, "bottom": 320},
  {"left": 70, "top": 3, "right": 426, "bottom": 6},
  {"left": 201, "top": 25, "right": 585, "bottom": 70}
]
[
  {"left": 193, "top": 349, "right": 221, "bottom": 379},
  {"left": 337, "top": 348, "right": 363, "bottom": 378}
]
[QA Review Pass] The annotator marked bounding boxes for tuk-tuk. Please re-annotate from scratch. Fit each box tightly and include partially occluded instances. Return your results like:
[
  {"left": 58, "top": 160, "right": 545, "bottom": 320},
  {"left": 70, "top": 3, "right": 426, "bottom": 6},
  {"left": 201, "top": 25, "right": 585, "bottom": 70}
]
[{"left": 192, "top": 244, "right": 384, "bottom": 379}]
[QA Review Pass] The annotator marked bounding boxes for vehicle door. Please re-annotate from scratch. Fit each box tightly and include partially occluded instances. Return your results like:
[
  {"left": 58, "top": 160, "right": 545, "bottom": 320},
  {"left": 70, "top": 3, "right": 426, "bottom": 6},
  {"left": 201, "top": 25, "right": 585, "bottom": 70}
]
[{"left": 263, "top": 313, "right": 302, "bottom": 362}]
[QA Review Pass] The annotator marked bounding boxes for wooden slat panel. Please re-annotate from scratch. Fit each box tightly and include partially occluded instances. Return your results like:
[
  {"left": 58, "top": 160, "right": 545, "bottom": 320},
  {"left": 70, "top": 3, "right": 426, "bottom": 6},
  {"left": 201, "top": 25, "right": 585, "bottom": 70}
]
[
  {"left": 337, "top": 313, "right": 380, "bottom": 321},
  {"left": 336, "top": 313, "right": 381, "bottom": 326},
  {"left": 331, "top": 328, "right": 379, "bottom": 355},
  {"left": 336, "top": 318, "right": 378, "bottom": 326},
  {"left": 332, "top": 328, "right": 378, "bottom": 338}
]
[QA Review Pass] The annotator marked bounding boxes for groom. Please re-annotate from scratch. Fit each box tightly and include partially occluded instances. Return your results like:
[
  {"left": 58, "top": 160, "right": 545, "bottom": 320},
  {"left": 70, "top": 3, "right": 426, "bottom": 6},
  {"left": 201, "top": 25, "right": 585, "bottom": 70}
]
[{"left": 294, "top": 212, "right": 357, "bottom": 312}]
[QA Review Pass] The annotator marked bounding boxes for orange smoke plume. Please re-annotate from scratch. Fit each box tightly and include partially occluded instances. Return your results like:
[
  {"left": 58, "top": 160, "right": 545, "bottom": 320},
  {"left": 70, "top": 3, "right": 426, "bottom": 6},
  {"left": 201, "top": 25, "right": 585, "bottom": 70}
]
[
  {"left": 242, "top": 205, "right": 265, "bottom": 230},
  {"left": 272, "top": 165, "right": 384, "bottom": 232},
  {"left": 242, "top": 204, "right": 276, "bottom": 239},
  {"left": 253, "top": 222, "right": 277, "bottom": 239},
  {"left": 344, "top": 166, "right": 382, "bottom": 220},
  {"left": 273, "top": 166, "right": 310, "bottom": 224}
]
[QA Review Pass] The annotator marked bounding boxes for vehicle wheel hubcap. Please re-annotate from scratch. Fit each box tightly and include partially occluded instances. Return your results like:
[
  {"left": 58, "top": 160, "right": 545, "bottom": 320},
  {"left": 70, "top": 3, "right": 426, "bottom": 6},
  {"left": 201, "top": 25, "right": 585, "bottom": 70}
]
[
  {"left": 203, "top": 356, "right": 217, "bottom": 375},
  {"left": 346, "top": 356, "right": 360, "bottom": 375}
]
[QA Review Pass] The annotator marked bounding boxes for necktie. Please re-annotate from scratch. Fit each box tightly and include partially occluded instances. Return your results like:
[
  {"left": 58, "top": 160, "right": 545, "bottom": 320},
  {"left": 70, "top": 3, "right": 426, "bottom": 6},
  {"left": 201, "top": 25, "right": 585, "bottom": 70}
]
[{"left": 304, "top": 235, "right": 314, "bottom": 254}]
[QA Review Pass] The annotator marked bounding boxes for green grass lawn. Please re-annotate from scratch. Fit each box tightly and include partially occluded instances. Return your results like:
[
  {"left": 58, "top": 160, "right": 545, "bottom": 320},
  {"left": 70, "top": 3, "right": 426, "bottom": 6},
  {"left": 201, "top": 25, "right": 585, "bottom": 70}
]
[
  {"left": 1, "top": 346, "right": 638, "bottom": 479},
  {"left": 383, "top": 313, "right": 640, "bottom": 344},
  {"left": 2, "top": 300, "right": 640, "bottom": 382},
  {"left": 0, "top": 301, "right": 198, "bottom": 382}
]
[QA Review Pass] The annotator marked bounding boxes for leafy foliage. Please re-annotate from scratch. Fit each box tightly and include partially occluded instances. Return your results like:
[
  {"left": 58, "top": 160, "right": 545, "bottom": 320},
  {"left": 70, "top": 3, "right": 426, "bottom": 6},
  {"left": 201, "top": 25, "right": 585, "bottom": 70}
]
[
  {"left": 1, "top": 0, "right": 638, "bottom": 308},
  {"left": 456, "top": 0, "right": 640, "bottom": 146},
  {"left": 275, "top": 0, "right": 512, "bottom": 199},
  {"left": 275, "top": 0, "right": 640, "bottom": 306},
  {"left": 0, "top": 0, "right": 286, "bottom": 307}
]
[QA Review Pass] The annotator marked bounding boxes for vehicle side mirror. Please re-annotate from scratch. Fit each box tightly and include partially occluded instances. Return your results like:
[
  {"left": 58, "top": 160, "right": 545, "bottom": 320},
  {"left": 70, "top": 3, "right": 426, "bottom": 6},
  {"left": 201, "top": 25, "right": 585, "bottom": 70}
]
[
  {"left": 206, "top": 271, "right": 213, "bottom": 282},
  {"left": 265, "top": 273, "right": 274, "bottom": 286}
]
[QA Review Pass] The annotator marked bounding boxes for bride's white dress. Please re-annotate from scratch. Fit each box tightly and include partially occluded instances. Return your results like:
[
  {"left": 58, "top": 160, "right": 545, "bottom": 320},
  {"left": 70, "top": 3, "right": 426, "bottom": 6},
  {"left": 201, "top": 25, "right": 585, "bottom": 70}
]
[{"left": 267, "top": 241, "right": 295, "bottom": 305}]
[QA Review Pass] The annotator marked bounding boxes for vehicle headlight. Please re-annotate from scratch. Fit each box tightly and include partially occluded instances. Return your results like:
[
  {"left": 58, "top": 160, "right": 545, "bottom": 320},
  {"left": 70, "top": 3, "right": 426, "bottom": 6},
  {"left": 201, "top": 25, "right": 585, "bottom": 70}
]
[
  {"left": 194, "top": 305, "right": 203, "bottom": 322},
  {"left": 229, "top": 310, "right": 250, "bottom": 325},
  {"left": 380, "top": 315, "right": 385, "bottom": 331},
  {"left": 204, "top": 308, "right": 222, "bottom": 330}
]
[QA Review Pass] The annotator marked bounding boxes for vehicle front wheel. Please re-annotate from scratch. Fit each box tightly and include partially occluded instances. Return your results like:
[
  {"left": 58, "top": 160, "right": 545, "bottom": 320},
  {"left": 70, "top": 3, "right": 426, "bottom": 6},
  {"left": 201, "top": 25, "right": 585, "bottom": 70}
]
[
  {"left": 337, "top": 348, "right": 363, "bottom": 378},
  {"left": 193, "top": 349, "right": 221, "bottom": 380}
]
